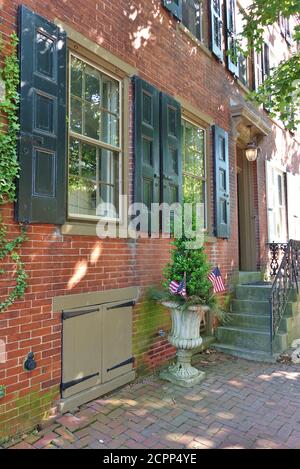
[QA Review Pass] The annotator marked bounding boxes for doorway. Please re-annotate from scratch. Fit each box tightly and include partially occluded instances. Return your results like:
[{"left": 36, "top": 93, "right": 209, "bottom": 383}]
[{"left": 237, "top": 147, "right": 257, "bottom": 271}]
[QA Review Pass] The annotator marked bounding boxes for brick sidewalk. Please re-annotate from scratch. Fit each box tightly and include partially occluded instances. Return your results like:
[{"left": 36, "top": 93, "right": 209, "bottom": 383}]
[{"left": 4, "top": 351, "right": 300, "bottom": 449}]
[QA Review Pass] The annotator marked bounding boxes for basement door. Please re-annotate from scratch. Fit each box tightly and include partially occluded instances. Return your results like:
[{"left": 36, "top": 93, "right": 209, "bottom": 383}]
[
  {"left": 237, "top": 148, "right": 257, "bottom": 271},
  {"left": 61, "top": 300, "right": 134, "bottom": 399}
]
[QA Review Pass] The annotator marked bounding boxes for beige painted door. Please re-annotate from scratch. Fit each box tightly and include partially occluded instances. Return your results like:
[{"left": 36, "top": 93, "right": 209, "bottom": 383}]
[
  {"left": 101, "top": 301, "right": 133, "bottom": 383},
  {"left": 62, "top": 306, "right": 102, "bottom": 398}
]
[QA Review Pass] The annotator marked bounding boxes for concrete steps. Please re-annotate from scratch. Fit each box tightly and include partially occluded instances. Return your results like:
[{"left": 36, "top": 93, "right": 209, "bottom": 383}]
[{"left": 214, "top": 275, "right": 300, "bottom": 361}]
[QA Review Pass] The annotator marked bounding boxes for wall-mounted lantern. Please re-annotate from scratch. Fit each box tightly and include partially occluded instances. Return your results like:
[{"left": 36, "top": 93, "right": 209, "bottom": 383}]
[{"left": 245, "top": 126, "right": 260, "bottom": 162}]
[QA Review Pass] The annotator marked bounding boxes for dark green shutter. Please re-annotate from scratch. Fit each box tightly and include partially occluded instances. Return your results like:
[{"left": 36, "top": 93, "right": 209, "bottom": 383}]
[
  {"left": 225, "top": 0, "right": 239, "bottom": 77},
  {"left": 213, "top": 125, "right": 230, "bottom": 238},
  {"left": 17, "top": 5, "right": 67, "bottom": 224},
  {"left": 160, "top": 93, "right": 182, "bottom": 205},
  {"left": 162, "top": 0, "right": 182, "bottom": 21},
  {"left": 134, "top": 77, "right": 160, "bottom": 207},
  {"left": 210, "top": 0, "right": 223, "bottom": 61}
]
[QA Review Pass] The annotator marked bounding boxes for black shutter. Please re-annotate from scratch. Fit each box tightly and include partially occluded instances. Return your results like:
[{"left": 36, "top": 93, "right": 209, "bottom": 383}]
[
  {"left": 210, "top": 0, "right": 223, "bottom": 61},
  {"left": 17, "top": 5, "right": 67, "bottom": 224},
  {"left": 162, "top": 0, "right": 183, "bottom": 21},
  {"left": 213, "top": 125, "right": 230, "bottom": 238},
  {"left": 134, "top": 77, "right": 160, "bottom": 207},
  {"left": 225, "top": 0, "right": 239, "bottom": 77},
  {"left": 160, "top": 93, "right": 182, "bottom": 205}
]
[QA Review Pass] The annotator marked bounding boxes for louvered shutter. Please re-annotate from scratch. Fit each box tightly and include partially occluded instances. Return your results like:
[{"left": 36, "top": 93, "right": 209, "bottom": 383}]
[
  {"left": 213, "top": 125, "right": 230, "bottom": 238},
  {"left": 160, "top": 93, "right": 182, "bottom": 205},
  {"left": 134, "top": 77, "right": 160, "bottom": 208}
]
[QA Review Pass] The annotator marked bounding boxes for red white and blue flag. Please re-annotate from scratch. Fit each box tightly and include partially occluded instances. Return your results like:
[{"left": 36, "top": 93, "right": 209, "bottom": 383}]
[
  {"left": 208, "top": 267, "right": 226, "bottom": 293},
  {"left": 169, "top": 278, "right": 187, "bottom": 297}
]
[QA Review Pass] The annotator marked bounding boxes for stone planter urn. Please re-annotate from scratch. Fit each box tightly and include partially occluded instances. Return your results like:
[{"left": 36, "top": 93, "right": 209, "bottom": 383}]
[{"left": 160, "top": 301, "right": 208, "bottom": 387}]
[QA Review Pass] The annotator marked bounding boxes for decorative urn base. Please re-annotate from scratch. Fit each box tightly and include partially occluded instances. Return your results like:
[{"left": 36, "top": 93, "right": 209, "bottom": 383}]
[{"left": 160, "top": 302, "right": 207, "bottom": 387}]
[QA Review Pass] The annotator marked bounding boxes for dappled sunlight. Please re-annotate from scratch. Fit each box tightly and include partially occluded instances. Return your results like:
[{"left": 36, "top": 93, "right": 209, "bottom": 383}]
[
  {"left": 67, "top": 260, "right": 88, "bottom": 290},
  {"left": 228, "top": 379, "right": 245, "bottom": 388},
  {"left": 90, "top": 242, "right": 103, "bottom": 265},
  {"left": 130, "top": 24, "right": 152, "bottom": 49},
  {"left": 259, "top": 370, "right": 300, "bottom": 381}
]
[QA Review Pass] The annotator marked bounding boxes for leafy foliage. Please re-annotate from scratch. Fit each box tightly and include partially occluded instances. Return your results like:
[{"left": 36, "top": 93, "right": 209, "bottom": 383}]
[
  {"left": 0, "top": 33, "right": 20, "bottom": 203},
  {"left": 238, "top": 0, "right": 300, "bottom": 131},
  {"left": 0, "top": 34, "right": 28, "bottom": 312},
  {"left": 163, "top": 236, "right": 214, "bottom": 307}
]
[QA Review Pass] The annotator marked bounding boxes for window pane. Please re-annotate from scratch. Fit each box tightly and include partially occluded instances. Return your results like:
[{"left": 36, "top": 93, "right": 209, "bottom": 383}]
[
  {"left": 71, "top": 57, "right": 83, "bottom": 98},
  {"left": 182, "top": 0, "right": 202, "bottom": 40},
  {"left": 70, "top": 97, "right": 82, "bottom": 133},
  {"left": 84, "top": 102, "right": 99, "bottom": 140},
  {"left": 68, "top": 140, "right": 97, "bottom": 217},
  {"left": 102, "top": 76, "right": 119, "bottom": 114},
  {"left": 85, "top": 66, "right": 100, "bottom": 105},
  {"left": 183, "top": 175, "right": 204, "bottom": 204},
  {"left": 101, "top": 111, "right": 119, "bottom": 146},
  {"left": 98, "top": 149, "right": 119, "bottom": 217},
  {"left": 81, "top": 143, "right": 97, "bottom": 180}
]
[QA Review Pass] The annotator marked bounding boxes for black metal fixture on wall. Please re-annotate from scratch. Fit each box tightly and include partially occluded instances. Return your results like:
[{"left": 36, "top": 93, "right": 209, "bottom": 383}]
[{"left": 24, "top": 352, "right": 37, "bottom": 371}]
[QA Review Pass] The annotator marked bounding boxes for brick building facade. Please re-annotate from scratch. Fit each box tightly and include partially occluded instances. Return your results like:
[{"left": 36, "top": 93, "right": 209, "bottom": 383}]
[{"left": 0, "top": 0, "right": 299, "bottom": 438}]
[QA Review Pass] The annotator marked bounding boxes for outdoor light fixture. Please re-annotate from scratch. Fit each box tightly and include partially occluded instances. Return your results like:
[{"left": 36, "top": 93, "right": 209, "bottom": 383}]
[{"left": 245, "top": 126, "right": 259, "bottom": 162}]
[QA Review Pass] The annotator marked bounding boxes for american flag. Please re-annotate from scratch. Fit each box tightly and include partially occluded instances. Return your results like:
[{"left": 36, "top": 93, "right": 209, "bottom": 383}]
[
  {"left": 208, "top": 267, "right": 226, "bottom": 293},
  {"left": 169, "top": 278, "right": 187, "bottom": 297}
]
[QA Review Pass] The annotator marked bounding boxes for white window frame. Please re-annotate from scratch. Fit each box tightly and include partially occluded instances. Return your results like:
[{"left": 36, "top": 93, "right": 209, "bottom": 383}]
[{"left": 68, "top": 51, "right": 123, "bottom": 222}]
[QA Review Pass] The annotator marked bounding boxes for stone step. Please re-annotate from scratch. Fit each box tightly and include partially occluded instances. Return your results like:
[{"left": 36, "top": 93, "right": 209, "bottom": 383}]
[
  {"left": 216, "top": 326, "right": 288, "bottom": 353},
  {"left": 212, "top": 343, "right": 277, "bottom": 363},
  {"left": 238, "top": 271, "right": 262, "bottom": 284},
  {"left": 231, "top": 299, "right": 297, "bottom": 316},
  {"left": 229, "top": 312, "right": 295, "bottom": 334},
  {"left": 236, "top": 284, "right": 273, "bottom": 300},
  {"left": 236, "top": 284, "right": 298, "bottom": 301}
]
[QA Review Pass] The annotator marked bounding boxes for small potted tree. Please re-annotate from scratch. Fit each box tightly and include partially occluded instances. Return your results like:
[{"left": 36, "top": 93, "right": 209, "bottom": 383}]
[{"left": 159, "top": 236, "right": 219, "bottom": 387}]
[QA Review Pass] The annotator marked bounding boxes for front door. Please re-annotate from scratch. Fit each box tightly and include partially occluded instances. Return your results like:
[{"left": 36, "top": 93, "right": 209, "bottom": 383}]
[{"left": 237, "top": 148, "right": 257, "bottom": 271}]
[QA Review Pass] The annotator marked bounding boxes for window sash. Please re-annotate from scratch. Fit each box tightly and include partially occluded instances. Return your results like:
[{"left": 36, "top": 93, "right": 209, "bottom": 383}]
[
  {"left": 68, "top": 52, "right": 123, "bottom": 221},
  {"left": 182, "top": 0, "right": 203, "bottom": 41},
  {"left": 182, "top": 118, "right": 207, "bottom": 228}
]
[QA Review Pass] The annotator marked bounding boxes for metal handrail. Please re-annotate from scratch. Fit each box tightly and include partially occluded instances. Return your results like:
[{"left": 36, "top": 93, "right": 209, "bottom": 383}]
[{"left": 269, "top": 239, "right": 300, "bottom": 354}]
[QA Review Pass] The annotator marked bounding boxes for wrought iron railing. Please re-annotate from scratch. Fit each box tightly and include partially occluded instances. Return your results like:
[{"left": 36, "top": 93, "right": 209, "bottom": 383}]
[
  {"left": 267, "top": 242, "right": 288, "bottom": 278},
  {"left": 269, "top": 240, "right": 300, "bottom": 353}
]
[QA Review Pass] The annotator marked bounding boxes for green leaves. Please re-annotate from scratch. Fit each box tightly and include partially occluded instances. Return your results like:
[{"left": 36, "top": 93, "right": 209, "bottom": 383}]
[
  {"left": 0, "top": 33, "right": 20, "bottom": 204},
  {"left": 238, "top": 1, "right": 300, "bottom": 131},
  {"left": 163, "top": 236, "right": 213, "bottom": 306},
  {"left": 0, "top": 34, "right": 28, "bottom": 313}
]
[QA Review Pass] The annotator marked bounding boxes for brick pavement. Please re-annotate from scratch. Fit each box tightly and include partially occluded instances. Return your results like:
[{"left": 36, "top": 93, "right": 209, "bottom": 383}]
[{"left": 3, "top": 351, "right": 300, "bottom": 449}]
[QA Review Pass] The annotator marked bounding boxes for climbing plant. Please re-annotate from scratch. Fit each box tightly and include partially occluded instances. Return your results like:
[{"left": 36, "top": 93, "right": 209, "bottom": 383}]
[{"left": 0, "top": 33, "right": 28, "bottom": 312}]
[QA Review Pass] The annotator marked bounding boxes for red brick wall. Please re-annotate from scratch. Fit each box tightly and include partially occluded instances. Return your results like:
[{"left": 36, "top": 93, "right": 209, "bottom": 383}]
[{"left": 0, "top": 0, "right": 299, "bottom": 438}]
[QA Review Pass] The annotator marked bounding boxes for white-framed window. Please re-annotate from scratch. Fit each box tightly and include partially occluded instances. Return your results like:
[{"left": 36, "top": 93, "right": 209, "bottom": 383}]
[
  {"left": 181, "top": 118, "right": 207, "bottom": 228},
  {"left": 68, "top": 53, "right": 122, "bottom": 220},
  {"left": 266, "top": 162, "right": 288, "bottom": 243},
  {"left": 182, "top": 0, "right": 204, "bottom": 41}
]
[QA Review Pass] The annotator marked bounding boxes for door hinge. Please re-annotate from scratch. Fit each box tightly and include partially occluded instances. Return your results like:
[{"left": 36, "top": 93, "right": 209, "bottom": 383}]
[
  {"left": 107, "top": 301, "right": 135, "bottom": 310},
  {"left": 61, "top": 372, "right": 99, "bottom": 392},
  {"left": 107, "top": 357, "right": 134, "bottom": 373},
  {"left": 62, "top": 307, "right": 99, "bottom": 320}
]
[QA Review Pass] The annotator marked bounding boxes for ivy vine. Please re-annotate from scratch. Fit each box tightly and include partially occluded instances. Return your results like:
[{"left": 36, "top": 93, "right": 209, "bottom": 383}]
[{"left": 0, "top": 33, "right": 28, "bottom": 312}]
